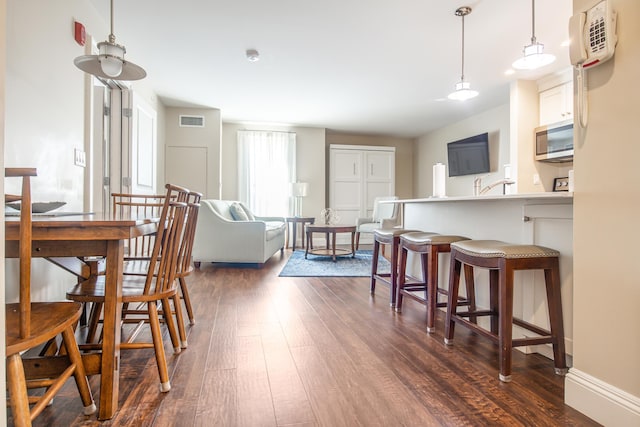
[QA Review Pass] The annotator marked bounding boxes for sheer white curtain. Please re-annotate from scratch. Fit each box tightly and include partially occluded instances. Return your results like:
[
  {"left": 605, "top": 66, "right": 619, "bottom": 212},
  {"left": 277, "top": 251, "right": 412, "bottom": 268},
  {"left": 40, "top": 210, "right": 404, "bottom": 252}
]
[{"left": 237, "top": 130, "right": 296, "bottom": 216}]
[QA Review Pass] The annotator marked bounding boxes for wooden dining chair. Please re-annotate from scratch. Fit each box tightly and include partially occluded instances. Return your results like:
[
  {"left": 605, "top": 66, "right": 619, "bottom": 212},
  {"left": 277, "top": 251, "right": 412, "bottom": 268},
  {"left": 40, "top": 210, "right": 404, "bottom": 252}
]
[
  {"left": 80, "top": 192, "right": 174, "bottom": 344},
  {"left": 5, "top": 168, "right": 96, "bottom": 426},
  {"left": 83, "top": 190, "right": 200, "bottom": 350},
  {"left": 66, "top": 184, "right": 189, "bottom": 392},
  {"left": 115, "top": 191, "right": 201, "bottom": 349}
]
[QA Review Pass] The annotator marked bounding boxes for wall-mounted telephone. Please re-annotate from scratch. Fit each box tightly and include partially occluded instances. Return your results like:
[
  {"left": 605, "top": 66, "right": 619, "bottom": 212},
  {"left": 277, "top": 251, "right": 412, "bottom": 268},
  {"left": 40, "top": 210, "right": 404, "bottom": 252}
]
[
  {"left": 569, "top": 0, "right": 617, "bottom": 69},
  {"left": 569, "top": 0, "right": 618, "bottom": 128}
]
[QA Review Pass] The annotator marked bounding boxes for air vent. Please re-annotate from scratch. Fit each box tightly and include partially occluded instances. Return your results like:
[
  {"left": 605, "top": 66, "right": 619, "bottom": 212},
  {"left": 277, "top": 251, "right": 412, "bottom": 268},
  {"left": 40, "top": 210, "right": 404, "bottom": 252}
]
[{"left": 179, "top": 115, "right": 205, "bottom": 127}]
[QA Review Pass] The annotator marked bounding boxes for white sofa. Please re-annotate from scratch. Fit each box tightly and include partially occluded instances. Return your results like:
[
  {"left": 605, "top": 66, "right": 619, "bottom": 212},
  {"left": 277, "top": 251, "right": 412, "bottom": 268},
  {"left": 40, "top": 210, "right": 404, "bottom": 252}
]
[{"left": 192, "top": 200, "right": 286, "bottom": 266}]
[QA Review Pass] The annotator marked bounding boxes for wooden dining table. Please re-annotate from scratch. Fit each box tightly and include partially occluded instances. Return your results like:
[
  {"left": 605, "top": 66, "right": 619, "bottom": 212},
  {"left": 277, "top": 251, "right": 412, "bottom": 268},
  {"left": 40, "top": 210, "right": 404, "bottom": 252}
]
[{"left": 4, "top": 212, "right": 159, "bottom": 420}]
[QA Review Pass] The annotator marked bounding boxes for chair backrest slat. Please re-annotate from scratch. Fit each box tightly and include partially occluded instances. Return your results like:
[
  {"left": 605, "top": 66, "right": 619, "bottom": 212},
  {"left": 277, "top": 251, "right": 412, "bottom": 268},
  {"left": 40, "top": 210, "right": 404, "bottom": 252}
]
[
  {"left": 112, "top": 193, "right": 169, "bottom": 259},
  {"left": 5, "top": 167, "right": 38, "bottom": 339},
  {"left": 177, "top": 192, "right": 202, "bottom": 275},
  {"left": 142, "top": 184, "right": 190, "bottom": 296}
]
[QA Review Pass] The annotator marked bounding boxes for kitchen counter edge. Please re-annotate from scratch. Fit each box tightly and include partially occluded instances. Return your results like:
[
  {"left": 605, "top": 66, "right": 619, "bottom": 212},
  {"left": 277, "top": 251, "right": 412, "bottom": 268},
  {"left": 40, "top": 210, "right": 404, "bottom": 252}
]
[{"left": 388, "top": 192, "right": 574, "bottom": 204}]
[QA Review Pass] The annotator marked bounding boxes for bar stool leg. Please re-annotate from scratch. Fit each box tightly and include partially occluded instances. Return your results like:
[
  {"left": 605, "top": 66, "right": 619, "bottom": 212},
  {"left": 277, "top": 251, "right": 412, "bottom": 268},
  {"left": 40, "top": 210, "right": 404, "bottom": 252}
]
[
  {"left": 444, "top": 255, "right": 462, "bottom": 345},
  {"left": 396, "top": 245, "right": 408, "bottom": 312},
  {"left": 426, "top": 247, "right": 439, "bottom": 333},
  {"left": 489, "top": 269, "right": 499, "bottom": 334},
  {"left": 498, "top": 261, "right": 515, "bottom": 382},
  {"left": 545, "top": 259, "right": 568, "bottom": 374},
  {"left": 464, "top": 264, "right": 477, "bottom": 324},
  {"left": 370, "top": 239, "right": 380, "bottom": 294},
  {"left": 389, "top": 237, "right": 399, "bottom": 307}
]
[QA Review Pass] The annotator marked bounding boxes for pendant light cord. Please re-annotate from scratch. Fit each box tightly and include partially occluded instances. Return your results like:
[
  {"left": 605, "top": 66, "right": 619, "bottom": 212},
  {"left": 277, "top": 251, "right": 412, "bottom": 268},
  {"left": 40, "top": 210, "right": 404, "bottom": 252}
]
[
  {"left": 108, "top": 0, "right": 115, "bottom": 43},
  {"left": 460, "top": 13, "right": 466, "bottom": 82},
  {"left": 530, "top": 0, "right": 537, "bottom": 44}
]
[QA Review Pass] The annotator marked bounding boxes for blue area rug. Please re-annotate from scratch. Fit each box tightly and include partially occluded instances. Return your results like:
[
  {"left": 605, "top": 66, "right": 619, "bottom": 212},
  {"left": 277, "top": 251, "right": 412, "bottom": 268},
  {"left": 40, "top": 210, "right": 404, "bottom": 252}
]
[{"left": 279, "top": 249, "right": 390, "bottom": 277}]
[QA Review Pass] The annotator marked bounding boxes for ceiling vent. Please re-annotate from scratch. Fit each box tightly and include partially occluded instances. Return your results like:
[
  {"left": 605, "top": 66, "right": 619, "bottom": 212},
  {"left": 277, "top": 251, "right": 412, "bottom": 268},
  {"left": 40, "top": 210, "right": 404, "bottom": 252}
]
[{"left": 179, "top": 115, "right": 205, "bottom": 127}]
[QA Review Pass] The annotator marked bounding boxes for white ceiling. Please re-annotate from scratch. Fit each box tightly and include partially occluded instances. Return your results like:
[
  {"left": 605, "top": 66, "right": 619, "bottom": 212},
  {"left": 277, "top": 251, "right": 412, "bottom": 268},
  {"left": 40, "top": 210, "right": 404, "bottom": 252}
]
[{"left": 91, "top": 0, "right": 573, "bottom": 138}]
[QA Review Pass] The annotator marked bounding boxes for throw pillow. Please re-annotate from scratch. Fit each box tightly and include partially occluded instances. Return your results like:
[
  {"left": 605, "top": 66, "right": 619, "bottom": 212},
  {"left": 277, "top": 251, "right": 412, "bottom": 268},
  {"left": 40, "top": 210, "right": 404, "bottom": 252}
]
[
  {"left": 229, "top": 202, "right": 249, "bottom": 221},
  {"left": 241, "top": 204, "right": 256, "bottom": 221}
]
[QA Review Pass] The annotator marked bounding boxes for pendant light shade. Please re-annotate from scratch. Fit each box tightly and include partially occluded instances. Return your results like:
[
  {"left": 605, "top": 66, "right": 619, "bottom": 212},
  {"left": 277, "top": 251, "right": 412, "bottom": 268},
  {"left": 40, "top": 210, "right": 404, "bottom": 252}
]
[
  {"left": 74, "top": 0, "right": 146, "bottom": 81},
  {"left": 512, "top": 0, "right": 555, "bottom": 70},
  {"left": 448, "top": 6, "right": 478, "bottom": 101}
]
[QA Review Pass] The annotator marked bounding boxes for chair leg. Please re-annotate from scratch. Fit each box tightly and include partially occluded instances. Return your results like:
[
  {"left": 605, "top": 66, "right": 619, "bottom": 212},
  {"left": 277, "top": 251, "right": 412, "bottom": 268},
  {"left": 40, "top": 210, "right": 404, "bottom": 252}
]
[
  {"left": 7, "top": 353, "right": 31, "bottom": 427},
  {"left": 172, "top": 293, "right": 188, "bottom": 348},
  {"left": 179, "top": 276, "right": 195, "bottom": 325},
  {"left": 160, "top": 298, "right": 181, "bottom": 354},
  {"left": 61, "top": 326, "right": 97, "bottom": 415},
  {"left": 86, "top": 302, "right": 103, "bottom": 344},
  {"left": 147, "top": 301, "right": 171, "bottom": 392},
  {"left": 355, "top": 232, "right": 360, "bottom": 250}
]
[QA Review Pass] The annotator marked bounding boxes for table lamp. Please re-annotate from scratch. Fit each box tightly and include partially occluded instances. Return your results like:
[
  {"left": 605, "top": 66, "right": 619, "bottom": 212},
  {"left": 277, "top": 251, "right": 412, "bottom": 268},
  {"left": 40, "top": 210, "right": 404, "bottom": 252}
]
[{"left": 290, "top": 182, "right": 309, "bottom": 217}]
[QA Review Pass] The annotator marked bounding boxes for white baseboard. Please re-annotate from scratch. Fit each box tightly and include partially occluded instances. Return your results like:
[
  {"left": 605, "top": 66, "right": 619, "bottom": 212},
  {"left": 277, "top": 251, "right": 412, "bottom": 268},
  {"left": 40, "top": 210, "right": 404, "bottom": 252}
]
[{"left": 565, "top": 368, "right": 640, "bottom": 426}]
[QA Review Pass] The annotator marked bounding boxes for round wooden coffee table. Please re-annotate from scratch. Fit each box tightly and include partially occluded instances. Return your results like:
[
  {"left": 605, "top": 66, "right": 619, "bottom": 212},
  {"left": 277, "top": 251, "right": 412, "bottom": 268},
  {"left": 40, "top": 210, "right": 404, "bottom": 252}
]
[{"left": 305, "top": 224, "right": 357, "bottom": 261}]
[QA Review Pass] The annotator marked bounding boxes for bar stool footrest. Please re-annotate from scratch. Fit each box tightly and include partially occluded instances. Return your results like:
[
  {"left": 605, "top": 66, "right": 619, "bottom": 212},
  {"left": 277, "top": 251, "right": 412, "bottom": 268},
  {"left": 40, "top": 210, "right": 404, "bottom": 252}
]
[
  {"left": 512, "top": 317, "right": 553, "bottom": 337},
  {"left": 454, "top": 310, "right": 495, "bottom": 318},
  {"left": 450, "top": 316, "right": 500, "bottom": 344}
]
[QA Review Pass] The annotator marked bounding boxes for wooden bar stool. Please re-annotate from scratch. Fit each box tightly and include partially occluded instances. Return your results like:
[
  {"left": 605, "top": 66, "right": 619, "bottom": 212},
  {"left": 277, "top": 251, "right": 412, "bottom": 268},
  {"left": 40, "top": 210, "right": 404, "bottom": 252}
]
[
  {"left": 370, "top": 228, "right": 419, "bottom": 308},
  {"left": 396, "top": 232, "right": 474, "bottom": 333},
  {"left": 444, "top": 240, "right": 567, "bottom": 382}
]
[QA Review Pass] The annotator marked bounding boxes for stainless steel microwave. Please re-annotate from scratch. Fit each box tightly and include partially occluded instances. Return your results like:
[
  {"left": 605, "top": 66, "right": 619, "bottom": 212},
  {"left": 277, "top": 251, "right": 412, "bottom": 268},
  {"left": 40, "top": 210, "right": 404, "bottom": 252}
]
[{"left": 535, "top": 119, "right": 574, "bottom": 162}]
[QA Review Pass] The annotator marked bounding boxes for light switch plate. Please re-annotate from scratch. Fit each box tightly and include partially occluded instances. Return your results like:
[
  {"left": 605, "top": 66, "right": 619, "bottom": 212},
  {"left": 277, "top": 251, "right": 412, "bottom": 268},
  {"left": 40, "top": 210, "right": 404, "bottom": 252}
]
[{"left": 74, "top": 148, "right": 86, "bottom": 167}]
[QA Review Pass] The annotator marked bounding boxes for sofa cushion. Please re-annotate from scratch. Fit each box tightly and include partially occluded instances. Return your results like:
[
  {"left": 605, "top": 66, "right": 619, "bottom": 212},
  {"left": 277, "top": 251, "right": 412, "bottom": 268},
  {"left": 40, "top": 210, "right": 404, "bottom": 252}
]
[
  {"left": 229, "top": 202, "right": 250, "bottom": 221},
  {"left": 241, "top": 204, "right": 256, "bottom": 221},
  {"left": 265, "top": 221, "right": 286, "bottom": 241}
]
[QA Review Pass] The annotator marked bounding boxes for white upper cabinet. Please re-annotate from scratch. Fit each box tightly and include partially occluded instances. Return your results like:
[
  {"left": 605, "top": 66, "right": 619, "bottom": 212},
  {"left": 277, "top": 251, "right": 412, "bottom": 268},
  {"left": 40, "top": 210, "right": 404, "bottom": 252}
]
[
  {"left": 538, "top": 68, "right": 574, "bottom": 126},
  {"left": 539, "top": 80, "right": 574, "bottom": 126}
]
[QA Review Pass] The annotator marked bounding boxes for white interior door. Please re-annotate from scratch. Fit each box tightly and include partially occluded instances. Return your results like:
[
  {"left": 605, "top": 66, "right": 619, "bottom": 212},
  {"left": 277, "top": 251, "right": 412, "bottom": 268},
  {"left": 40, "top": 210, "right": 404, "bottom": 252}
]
[
  {"left": 131, "top": 93, "right": 157, "bottom": 195},
  {"left": 89, "top": 82, "right": 109, "bottom": 214},
  {"left": 89, "top": 85, "right": 157, "bottom": 214},
  {"left": 330, "top": 148, "right": 363, "bottom": 226}
]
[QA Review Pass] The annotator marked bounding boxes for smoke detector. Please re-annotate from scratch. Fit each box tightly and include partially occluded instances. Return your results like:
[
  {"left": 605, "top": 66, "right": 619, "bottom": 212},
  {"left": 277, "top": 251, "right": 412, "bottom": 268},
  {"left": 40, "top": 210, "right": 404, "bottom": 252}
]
[{"left": 246, "top": 49, "right": 260, "bottom": 62}]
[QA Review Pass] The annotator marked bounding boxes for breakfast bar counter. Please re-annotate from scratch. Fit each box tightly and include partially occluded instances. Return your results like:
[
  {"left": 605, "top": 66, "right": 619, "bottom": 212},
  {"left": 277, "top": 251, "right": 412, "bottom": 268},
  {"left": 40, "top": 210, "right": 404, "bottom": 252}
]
[{"left": 390, "top": 192, "right": 574, "bottom": 358}]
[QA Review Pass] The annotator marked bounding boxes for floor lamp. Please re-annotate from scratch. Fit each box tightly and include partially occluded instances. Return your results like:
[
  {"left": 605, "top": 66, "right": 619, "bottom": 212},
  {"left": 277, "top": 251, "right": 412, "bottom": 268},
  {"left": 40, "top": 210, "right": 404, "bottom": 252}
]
[{"left": 291, "top": 182, "right": 309, "bottom": 217}]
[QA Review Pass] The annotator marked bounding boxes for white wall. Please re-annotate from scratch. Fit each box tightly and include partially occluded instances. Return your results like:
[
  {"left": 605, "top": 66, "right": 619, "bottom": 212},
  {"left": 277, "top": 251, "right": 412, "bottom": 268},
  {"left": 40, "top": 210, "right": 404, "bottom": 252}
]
[
  {"left": 415, "top": 82, "right": 576, "bottom": 199},
  {"left": 414, "top": 104, "right": 510, "bottom": 198},
  {"left": 164, "top": 107, "right": 222, "bottom": 198},
  {"left": 510, "top": 78, "right": 574, "bottom": 193},
  {"left": 221, "top": 123, "right": 326, "bottom": 222},
  {"left": 4, "top": 0, "right": 159, "bottom": 302},
  {"left": 566, "top": 0, "right": 640, "bottom": 425}
]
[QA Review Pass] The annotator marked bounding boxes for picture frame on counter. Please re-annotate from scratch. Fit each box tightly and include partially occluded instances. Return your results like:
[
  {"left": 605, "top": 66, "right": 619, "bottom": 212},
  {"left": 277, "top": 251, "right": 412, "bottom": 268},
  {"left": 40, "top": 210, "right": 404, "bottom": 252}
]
[{"left": 553, "top": 176, "right": 570, "bottom": 192}]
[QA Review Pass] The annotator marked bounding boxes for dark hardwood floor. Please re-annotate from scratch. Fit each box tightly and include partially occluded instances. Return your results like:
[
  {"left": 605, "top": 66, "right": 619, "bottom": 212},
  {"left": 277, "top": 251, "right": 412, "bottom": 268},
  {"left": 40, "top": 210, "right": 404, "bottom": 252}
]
[{"left": 29, "top": 249, "right": 599, "bottom": 426}]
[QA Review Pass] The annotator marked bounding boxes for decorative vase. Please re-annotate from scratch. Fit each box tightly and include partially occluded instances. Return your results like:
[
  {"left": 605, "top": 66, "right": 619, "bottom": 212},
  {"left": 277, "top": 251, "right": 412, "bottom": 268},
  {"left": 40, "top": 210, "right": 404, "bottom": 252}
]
[{"left": 320, "top": 208, "right": 340, "bottom": 225}]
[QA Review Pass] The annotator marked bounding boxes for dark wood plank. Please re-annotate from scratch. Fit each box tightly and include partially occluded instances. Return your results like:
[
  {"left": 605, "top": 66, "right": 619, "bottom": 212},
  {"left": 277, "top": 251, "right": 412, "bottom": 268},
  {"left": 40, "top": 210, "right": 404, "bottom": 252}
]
[{"left": 29, "top": 252, "right": 600, "bottom": 427}]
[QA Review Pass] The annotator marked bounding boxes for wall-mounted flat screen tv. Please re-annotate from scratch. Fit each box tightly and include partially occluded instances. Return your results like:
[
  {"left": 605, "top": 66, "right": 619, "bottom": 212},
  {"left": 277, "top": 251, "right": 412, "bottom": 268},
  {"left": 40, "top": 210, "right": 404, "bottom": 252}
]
[{"left": 447, "top": 132, "right": 490, "bottom": 177}]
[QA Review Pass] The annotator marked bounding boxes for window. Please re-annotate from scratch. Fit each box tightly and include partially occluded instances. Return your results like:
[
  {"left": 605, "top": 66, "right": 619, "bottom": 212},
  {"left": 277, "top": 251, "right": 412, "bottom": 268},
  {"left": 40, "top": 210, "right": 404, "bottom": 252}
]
[{"left": 237, "top": 130, "right": 296, "bottom": 216}]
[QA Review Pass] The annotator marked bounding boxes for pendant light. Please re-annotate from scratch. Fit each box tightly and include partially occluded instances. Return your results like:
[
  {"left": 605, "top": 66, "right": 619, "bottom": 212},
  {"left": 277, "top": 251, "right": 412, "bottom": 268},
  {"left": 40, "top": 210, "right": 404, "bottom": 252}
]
[
  {"left": 74, "top": 0, "right": 146, "bottom": 80},
  {"left": 448, "top": 6, "right": 478, "bottom": 101},
  {"left": 512, "top": 0, "right": 556, "bottom": 70}
]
